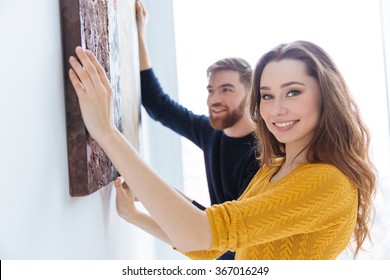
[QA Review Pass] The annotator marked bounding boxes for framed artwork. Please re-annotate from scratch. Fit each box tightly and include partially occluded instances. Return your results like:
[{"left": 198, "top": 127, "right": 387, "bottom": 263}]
[{"left": 59, "top": 0, "right": 141, "bottom": 196}]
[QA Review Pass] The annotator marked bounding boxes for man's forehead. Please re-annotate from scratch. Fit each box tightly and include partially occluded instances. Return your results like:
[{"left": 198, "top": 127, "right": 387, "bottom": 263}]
[
  {"left": 207, "top": 83, "right": 235, "bottom": 89},
  {"left": 208, "top": 70, "right": 241, "bottom": 86}
]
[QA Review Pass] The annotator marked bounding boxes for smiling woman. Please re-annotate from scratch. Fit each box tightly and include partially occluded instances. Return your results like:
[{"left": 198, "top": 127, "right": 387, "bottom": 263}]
[
  {"left": 259, "top": 59, "right": 322, "bottom": 158},
  {"left": 249, "top": 41, "right": 376, "bottom": 258}
]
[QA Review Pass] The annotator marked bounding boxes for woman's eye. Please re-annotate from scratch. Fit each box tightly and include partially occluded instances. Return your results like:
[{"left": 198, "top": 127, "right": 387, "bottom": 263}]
[
  {"left": 261, "top": 94, "right": 272, "bottom": 100},
  {"left": 287, "top": 90, "right": 301, "bottom": 97}
]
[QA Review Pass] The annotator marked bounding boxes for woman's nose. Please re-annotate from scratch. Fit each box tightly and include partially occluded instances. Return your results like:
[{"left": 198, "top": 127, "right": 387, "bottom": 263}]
[{"left": 270, "top": 98, "right": 288, "bottom": 116}]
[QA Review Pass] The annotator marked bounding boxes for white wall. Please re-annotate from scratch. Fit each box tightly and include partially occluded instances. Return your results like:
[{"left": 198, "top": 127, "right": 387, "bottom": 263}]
[{"left": 0, "top": 0, "right": 155, "bottom": 259}]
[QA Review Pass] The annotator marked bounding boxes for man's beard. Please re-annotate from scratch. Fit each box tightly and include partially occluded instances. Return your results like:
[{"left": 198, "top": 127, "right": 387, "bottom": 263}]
[{"left": 209, "top": 98, "right": 246, "bottom": 130}]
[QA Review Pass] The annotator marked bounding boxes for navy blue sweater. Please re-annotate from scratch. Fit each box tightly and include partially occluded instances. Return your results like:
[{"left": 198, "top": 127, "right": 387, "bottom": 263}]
[
  {"left": 140, "top": 69, "right": 260, "bottom": 259},
  {"left": 141, "top": 69, "right": 259, "bottom": 204}
]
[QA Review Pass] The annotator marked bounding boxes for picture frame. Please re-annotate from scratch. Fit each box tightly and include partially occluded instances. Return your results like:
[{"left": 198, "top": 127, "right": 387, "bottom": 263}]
[{"left": 59, "top": 0, "right": 141, "bottom": 196}]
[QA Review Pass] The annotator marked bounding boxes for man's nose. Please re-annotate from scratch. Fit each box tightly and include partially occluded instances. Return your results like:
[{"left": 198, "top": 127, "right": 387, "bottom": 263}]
[{"left": 209, "top": 92, "right": 222, "bottom": 104}]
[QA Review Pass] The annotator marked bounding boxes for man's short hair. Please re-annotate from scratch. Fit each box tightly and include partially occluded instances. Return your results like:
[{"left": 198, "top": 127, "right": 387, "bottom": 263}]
[{"left": 207, "top": 58, "right": 252, "bottom": 90}]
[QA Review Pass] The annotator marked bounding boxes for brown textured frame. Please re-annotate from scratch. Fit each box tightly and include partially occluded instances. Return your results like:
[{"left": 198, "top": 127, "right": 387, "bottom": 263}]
[{"left": 59, "top": 0, "right": 140, "bottom": 196}]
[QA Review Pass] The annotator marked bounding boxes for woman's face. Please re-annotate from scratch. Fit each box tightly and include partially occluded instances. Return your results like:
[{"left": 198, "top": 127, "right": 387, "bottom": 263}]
[{"left": 259, "top": 59, "right": 322, "bottom": 150}]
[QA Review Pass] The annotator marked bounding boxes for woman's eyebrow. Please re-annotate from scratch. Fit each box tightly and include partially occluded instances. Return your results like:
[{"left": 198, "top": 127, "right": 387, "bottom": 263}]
[
  {"left": 280, "top": 81, "right": 305, "bottom": 88},
  {"left": 260, "top": 81, "right": 305, "bottom": 91}
]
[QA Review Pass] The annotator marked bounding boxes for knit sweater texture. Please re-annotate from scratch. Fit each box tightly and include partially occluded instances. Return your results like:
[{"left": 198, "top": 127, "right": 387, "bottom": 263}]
[{"left": 182, "top": 163, "right": 358, "bottom": 260}]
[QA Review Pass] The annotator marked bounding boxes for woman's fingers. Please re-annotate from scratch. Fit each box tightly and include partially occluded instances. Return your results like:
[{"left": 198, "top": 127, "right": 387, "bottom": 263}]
[
  {"left": 68, "top": 68, "right": 86, "bottom": 100},
  {"left": 114, "top": 177, "right": 124, "bottom": 189},
  {"left": 74, "top": 46, "right": 104, "bottom": 91},
  {"left": 121, "top": 181, "right": 133, "bottom": 196},
  {"left": 114, "top": 177, "right": 129, "bottom": 194},
  {"left": 85, "top": 50, "right": 112, "bottom": 91},
  {"left": 114, "top": 177, "right": 138, "bottom": 201},
  {"left": 69, "top": 55, "right": 95, "bottom": 94}
]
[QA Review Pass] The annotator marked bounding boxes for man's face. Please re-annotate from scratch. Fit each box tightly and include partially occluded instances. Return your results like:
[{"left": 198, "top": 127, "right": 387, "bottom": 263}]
[{"left": 206, "top": 70, "right": 248, "bottom": 130}]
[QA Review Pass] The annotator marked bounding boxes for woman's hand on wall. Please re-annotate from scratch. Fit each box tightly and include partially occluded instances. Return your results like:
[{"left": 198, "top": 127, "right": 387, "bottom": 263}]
[{"left": 68, "top": 46, "right": 117, "bottom": 143}]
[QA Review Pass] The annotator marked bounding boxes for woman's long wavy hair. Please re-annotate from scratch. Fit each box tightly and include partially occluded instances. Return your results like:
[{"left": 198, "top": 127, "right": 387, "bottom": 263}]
[{"left": 249, "top": 41, "right": 376, "bottom": 258}]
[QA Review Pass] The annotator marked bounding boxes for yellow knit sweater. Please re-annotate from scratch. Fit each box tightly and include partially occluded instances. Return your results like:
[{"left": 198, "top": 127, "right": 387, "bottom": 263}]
[{"left": 182, "top": 163, "right": 358, "bottom": 260}]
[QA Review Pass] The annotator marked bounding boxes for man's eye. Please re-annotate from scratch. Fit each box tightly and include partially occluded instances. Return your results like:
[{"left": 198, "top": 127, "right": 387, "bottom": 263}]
[{"left": 222, "top": 88, "right": 232, "bottom": 93}]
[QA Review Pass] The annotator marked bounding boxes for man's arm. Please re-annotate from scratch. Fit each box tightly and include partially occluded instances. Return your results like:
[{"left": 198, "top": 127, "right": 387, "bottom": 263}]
[
  {"left": 136, "top": 0, "right": 151, "bottom": 71},
  {"left": 135, "top": 1, "right": 210, "bottom": 148}
]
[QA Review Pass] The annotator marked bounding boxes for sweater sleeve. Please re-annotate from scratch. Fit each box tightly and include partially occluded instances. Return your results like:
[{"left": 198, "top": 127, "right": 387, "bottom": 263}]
[
  {"left": 140, "top": 69, "right": 211, "bottom": 148},
  {"left": 181, "top": 164, "right": 357, "bottom": 259}
]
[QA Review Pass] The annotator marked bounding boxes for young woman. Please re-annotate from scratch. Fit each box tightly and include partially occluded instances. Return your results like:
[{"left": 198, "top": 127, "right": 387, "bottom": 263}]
[{"left": 68, "top": 40, "right": 376, "bottom": 259}]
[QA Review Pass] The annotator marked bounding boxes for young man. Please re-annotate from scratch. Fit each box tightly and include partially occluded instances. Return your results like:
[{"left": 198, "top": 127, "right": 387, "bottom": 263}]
[{"left": 136, "top": 0, "right": 259, "bottom": 260}]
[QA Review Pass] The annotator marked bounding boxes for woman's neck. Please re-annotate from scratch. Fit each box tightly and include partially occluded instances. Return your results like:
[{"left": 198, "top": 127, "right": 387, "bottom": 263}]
[{"left": 283, "top": 144, "right": 309, "bottom": 170}]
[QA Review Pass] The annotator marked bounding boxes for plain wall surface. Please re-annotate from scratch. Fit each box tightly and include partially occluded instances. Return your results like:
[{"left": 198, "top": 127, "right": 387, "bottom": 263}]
[{"left": 0, "top": 0, "right": 155, "bottom": 259}]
